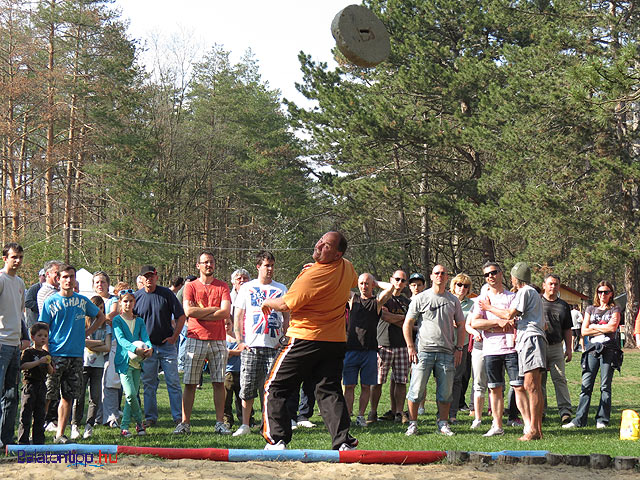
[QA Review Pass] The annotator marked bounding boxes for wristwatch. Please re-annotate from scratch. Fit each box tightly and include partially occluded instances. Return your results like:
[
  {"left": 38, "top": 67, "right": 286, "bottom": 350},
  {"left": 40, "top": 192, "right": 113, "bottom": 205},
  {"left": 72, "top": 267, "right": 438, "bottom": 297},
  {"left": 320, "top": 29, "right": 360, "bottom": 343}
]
[{"left": 455, "top": 346, "right": 463, "bottom": 351}]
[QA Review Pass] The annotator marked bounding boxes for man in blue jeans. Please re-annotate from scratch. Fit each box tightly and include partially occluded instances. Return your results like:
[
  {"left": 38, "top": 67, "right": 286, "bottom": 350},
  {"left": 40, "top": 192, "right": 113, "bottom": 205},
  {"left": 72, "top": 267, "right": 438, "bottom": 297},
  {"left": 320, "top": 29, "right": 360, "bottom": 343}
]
[
  {"left": 402, "top": 265, "right": 465, "bottom": 437},
  {"left": 0, "top": 243, "right": 26, "bottom": 447},
  {"left": 134, "top": 266, "right": 186, "bottom": 427}
]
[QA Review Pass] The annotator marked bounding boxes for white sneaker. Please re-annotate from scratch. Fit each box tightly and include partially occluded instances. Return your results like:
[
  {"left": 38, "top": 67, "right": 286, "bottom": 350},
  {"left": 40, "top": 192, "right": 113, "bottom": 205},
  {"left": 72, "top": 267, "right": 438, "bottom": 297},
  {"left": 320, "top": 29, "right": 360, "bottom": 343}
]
[
  {"left": 45, "top": 421, "right": 58, "bottom": 432},
  {"left": 596, "top": 422, "right": 607, "bottom": 429},
  {"left": 355, "top": 415, "right": 367, "bottom": 427},
  {"left": 470, "top": 419, "right": 482, "bottom": 429},
  {"left": 233, "top": 424, "right": 251, "bottom": 436},
  {"left": 483, "top": 425, "right": 504, "bottom": 437},
  {"left": 83, "top": 424, "right": 93, "bottom": 439},
  {"left": 437, "top": 421, "right": 455, "bottom": 436},
  {"left": 296, "top": 420, "right": 316, "bottom": 428},
  {"left": 264, "top": 440, "right": 287, "bottom": 450},
  {"left": 562, "top": 421, "right": 578, "bottom": 429},
  {"left": 70, "top": 425, "right": 80, "bottom": 440},
  {"left": 338, "top": 442, "right": 357, "bottom": 451},
  {"left": 405, "top": 422, "right": 418, "bottom": 436},
  {"left": 291, "top": 419, "right": 298, "bottom": 430}
]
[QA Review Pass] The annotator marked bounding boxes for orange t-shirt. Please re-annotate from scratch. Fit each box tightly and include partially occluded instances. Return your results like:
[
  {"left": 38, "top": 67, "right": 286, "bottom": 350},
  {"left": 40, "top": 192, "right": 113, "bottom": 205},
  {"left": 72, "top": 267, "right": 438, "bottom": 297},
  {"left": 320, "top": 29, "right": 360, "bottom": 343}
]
[
  {"left": 283, "top": 258, "right": 358, "bottom": 342},
  {"left": 635, "top": 307, "right": 640, "bottom": 335},
  {"left": 184, "top": 278, "right": 231, "bottom": 341}
]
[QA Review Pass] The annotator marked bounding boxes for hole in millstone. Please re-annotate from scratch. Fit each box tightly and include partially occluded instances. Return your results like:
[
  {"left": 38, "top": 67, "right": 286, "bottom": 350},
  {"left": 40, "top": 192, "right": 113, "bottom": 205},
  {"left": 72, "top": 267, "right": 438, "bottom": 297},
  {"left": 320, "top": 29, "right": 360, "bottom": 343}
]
[{"left": 358, "top": 29, "right": 374, "bottom": 41}]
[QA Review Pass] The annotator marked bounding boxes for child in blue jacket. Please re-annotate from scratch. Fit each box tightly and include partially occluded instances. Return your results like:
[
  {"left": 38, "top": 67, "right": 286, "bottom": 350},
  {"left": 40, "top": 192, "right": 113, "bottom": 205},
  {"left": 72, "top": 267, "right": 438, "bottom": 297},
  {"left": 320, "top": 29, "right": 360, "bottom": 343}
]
[{"left": 112, "top": 289, "right": 152, "bottom": 437}]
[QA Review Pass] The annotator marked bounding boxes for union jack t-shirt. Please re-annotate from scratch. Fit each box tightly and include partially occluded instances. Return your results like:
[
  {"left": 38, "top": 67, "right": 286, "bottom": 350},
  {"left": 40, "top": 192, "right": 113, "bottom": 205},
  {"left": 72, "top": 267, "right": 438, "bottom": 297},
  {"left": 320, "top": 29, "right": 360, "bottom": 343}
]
[{"left": 233, "top": 279, "right": 288, "bottom": 349}]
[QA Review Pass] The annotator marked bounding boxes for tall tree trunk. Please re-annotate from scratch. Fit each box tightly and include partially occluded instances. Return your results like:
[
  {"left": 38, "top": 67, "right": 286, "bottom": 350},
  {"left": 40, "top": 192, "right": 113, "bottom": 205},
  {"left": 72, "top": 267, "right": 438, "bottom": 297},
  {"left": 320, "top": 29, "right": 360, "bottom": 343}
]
[
  {"left": 393, "top": 149, "right": 410, "bottom": 273},
  {"left": 624, "top": 260, "right": 639, "bottom": 348},
  {"left": 419, "top": 170, "right": 430, "bottom": 273},
  {"left": 45, "top": 2, "right": 56, "bottom": 237}
]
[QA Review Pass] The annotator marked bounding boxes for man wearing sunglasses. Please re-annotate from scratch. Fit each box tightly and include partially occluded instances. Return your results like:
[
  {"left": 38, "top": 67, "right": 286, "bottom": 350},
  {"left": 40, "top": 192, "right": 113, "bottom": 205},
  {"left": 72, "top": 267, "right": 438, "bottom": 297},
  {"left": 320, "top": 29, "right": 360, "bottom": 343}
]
[
  {"left": 403, "top": 265, "right": 465, "bottom": 437},
  {"left": 479, "top": 262, "right": 547, "bottom": 441},
  {"left": 370, "top": 270, "right": 410, "bottom": 425},
  {"left": 470, "top": 262, "right": 523, "bottom": 437}
]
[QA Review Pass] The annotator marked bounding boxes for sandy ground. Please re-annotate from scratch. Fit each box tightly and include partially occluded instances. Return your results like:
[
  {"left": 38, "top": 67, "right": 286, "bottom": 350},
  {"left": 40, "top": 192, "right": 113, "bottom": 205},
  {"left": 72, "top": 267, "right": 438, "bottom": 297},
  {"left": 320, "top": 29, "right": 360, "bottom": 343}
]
[{"left": 2, "top": 456, "right": 639, "bottom": 479}]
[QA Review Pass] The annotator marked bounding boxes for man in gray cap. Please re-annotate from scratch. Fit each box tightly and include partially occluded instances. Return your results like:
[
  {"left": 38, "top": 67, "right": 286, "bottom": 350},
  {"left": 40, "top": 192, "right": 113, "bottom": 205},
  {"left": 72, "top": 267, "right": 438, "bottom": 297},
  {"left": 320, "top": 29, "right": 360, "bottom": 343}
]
[{"left": 479, "top": 262, "right": 547, "bottom": 441}]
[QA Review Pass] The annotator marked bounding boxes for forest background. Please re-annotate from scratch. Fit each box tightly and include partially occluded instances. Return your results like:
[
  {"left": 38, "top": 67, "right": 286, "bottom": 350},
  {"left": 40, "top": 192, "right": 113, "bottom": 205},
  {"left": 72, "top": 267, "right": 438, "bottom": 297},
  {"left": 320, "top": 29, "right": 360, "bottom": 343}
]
[{"left": 1, "top": 0, "right": 639, "bottom": 343}]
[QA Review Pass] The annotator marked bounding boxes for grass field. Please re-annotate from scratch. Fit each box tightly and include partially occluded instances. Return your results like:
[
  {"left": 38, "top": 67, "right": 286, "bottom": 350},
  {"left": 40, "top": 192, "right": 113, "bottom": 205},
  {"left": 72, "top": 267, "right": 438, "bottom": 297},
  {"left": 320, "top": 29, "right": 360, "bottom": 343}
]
[{"left": 57, "top": 348, "right": 640, "bottom": 456}]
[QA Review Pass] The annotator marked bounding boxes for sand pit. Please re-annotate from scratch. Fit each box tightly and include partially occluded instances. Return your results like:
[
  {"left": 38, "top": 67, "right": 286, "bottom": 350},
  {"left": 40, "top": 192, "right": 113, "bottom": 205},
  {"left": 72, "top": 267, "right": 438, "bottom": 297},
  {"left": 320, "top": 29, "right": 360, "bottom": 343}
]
[{"left": 3, "top": 456, "right": 638, "bottom": 479}]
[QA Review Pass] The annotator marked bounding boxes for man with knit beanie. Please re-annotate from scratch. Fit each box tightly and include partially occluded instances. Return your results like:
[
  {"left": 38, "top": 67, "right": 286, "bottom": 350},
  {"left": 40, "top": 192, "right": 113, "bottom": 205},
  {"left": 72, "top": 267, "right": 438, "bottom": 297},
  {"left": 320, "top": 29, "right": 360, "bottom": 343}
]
[{"left": 479, "top": 262, "right": 547, "bottom": 441}]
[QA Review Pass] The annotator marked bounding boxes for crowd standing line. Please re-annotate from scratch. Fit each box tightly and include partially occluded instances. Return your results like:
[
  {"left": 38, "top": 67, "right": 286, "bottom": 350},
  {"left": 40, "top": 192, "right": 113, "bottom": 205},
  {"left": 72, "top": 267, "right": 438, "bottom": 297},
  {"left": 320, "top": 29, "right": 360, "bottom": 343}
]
[{"left": 0, "top": 238, "right": 635, "bottom": 447}]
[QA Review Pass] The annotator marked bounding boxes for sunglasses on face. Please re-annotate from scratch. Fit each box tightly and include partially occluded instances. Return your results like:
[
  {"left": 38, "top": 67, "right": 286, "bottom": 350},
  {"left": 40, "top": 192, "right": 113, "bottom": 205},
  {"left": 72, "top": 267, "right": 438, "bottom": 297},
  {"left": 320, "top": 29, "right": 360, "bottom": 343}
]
[
  {"left": 483, "top": 270, "right": 499, "bottom": 278},
  {"left": 456, "top": 283, "right": 470, "bottom": 288},
  {"left": 118, "top": 289, "right": 135, "bottom": 297},
  {"left": 433, "top": 271, "right": 446, "bottom": 276},
  {"left": 597, "top": 290, "right": 611, "bottom": 295},
  {"left": 393, "top": 277, "right": 407, "bottom": 283}
]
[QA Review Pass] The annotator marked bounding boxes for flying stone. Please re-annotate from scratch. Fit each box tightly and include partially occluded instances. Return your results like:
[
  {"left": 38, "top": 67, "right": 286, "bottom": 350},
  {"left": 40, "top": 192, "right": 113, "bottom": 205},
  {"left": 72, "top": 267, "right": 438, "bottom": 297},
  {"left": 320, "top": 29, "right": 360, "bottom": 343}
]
[{"left": 331, "top": 4, "right": 390, "bottom": 67}]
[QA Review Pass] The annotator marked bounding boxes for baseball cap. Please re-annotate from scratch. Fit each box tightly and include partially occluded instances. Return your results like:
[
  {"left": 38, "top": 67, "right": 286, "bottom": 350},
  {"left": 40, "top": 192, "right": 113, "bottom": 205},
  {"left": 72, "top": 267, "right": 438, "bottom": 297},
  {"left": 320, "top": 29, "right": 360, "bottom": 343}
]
[
  {"left": 140, "top": 265, "right": 157, "bottom": 276},
  {"left": 408, "top": 273, "right": 425, "bottom": 284}
]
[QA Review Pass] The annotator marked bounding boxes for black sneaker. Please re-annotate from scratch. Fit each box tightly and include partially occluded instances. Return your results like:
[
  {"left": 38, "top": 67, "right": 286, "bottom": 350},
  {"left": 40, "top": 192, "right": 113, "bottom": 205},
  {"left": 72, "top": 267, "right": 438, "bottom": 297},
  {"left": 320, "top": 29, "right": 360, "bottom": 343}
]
[{"left": 378, "top": 410, "right": 394, "bottom": 421}]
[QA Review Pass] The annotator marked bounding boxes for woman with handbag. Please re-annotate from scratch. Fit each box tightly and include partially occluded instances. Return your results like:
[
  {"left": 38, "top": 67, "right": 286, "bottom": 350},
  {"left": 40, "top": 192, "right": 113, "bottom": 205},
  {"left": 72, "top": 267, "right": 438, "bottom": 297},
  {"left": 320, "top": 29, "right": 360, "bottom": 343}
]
[{"left": 563, "top": 281, "right": 621, "bottom": 429}]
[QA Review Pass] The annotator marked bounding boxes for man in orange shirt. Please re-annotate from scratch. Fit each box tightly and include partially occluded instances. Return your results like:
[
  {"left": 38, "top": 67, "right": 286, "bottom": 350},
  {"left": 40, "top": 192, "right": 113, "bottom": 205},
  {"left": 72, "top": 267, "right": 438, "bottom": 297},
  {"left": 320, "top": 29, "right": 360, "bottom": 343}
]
[
  {"left": 175, "top": 251, "right": 231, "bottom": 435},
  {"left": 260, "top": 231, "right": 358, "bottom": 451}
]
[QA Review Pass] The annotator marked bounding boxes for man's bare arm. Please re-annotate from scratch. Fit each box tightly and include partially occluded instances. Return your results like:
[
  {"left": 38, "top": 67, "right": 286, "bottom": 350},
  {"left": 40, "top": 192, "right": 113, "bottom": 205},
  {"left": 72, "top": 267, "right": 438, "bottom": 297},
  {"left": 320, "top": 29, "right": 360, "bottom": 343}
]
[
  {"left": 234, "top": 307, "right": 246, "bottom": 343},
  {"left": 86, "top": 311, "right": 106, "bottom": 337},
  {"left": 262, "top": 297, "right": 289, "bottom": 313},
  {"left": 376, "top": 283, "right": 395, "bottom": 311},
  {"left": 381, "top": 310, "right": 405, "bottom": 327}
]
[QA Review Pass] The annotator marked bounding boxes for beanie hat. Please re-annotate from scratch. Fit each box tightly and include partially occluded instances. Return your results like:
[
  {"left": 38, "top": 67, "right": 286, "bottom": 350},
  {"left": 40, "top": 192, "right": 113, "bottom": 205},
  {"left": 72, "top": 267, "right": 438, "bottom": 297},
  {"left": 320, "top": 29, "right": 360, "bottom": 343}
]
[{"left": 511, "top": 262, "right": 531, "bottom": 284}]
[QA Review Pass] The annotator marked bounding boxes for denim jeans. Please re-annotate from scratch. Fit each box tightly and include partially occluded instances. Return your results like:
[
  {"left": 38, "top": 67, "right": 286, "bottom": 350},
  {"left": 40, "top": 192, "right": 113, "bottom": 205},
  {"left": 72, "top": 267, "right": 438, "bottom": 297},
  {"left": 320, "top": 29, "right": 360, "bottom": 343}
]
[
  {"left": 406, "top": 351, "right": 454, "bottom": 404},
  {"left": 574, "top": 349, "right": 615, "bottom": 426},
  {"left": 0, "top": 344, "right": 20, "bottom": 446},
  {"left": 485, "top": 352, "right": 523, "bottom": 389},
  {"left": 141, "top": 342, "right": 182, "bottom": 422}
]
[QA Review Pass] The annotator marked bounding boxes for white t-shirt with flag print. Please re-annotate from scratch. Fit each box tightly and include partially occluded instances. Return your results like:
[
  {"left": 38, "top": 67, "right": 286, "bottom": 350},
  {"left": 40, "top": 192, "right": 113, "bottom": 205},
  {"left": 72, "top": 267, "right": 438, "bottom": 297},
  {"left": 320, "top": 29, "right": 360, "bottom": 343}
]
[{"left": 234, "top": 279, "right": 287, "bottom": 348}]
